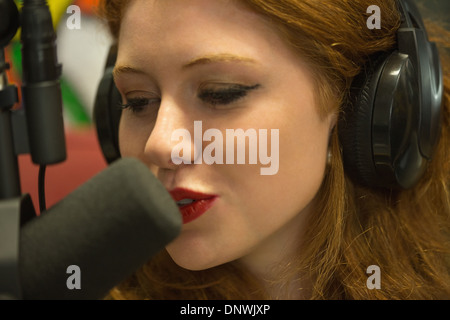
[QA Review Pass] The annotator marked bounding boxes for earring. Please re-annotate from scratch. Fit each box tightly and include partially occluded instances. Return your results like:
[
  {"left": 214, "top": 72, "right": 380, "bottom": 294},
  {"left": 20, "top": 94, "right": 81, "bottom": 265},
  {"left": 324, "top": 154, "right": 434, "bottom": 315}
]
[{"left": 327, "top": 149, "right": 332, "bottom": 166}]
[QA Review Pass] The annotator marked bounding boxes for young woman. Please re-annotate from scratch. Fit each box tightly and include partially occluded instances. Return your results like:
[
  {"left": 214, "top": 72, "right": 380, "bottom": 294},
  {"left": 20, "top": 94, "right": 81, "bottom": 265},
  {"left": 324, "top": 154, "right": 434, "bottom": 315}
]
[{"left": 97, "top": 0, "right": 450, "bottom": 299}]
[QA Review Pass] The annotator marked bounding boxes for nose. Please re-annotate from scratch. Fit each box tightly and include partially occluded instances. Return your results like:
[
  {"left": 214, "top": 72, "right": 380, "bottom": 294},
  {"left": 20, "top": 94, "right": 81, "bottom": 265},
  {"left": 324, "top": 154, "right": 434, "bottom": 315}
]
[{"left": 143, "top": 98, "right": 195, "bottom": 170}]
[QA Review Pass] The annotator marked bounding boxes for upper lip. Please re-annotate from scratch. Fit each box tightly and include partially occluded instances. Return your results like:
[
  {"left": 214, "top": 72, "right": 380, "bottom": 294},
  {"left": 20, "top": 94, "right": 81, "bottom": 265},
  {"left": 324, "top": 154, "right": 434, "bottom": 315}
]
[{"left": 169, "top": 187, "right": 217, "bottom": 202}]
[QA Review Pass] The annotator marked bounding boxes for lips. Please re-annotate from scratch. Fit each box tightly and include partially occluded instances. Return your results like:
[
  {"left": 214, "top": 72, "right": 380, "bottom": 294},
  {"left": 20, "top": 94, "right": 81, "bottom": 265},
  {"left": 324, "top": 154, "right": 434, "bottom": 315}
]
[{"left": 169, "top": 188, "right": 218, "bottom": 224}]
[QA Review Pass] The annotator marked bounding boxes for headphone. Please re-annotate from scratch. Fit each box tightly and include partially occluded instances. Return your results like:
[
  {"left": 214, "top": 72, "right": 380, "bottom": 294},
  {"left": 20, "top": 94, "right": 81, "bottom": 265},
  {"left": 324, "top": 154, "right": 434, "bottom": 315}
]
[
  {"left": 94, "top": 43, "right": 121, "bottom": 164},
  {"left": 93, "top": 0, "right": 443, "bottom": 190}
]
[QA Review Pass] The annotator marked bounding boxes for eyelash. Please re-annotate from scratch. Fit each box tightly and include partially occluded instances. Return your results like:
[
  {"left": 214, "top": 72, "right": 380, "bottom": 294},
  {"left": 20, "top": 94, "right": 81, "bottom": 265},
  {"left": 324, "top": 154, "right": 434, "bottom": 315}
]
[
  {"left": 120, "top": 84, "right": 260, "bottom": 113},
  {"left": 198, "top": 84, "right": 260, "bottom": 107},
  {"left": 120, "top": 97, "right": 160, "bottom": 114}
]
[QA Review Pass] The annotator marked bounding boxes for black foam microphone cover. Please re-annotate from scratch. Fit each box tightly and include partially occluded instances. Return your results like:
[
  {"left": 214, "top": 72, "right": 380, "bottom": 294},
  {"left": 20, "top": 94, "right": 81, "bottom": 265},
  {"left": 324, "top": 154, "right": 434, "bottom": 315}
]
[{"left": 19, "top": 157, "right": 182, "bottom": 300}]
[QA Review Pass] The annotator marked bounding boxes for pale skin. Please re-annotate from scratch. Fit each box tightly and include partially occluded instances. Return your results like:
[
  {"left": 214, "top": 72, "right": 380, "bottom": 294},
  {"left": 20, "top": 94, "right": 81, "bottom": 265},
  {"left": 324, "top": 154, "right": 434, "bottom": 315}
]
[{"left": 115, "top": 0, "right": 336, "bottom": 298}]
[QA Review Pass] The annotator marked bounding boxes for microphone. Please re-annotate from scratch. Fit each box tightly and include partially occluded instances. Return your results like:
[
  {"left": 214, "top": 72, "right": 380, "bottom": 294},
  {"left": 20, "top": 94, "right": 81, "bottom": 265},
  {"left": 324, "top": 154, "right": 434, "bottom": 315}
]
[
  {"left": 18, "top": 157, "right": 182, "bottom": 300},
  {"left": 20, "top": 0, "right": 66, "bottom": 165}
]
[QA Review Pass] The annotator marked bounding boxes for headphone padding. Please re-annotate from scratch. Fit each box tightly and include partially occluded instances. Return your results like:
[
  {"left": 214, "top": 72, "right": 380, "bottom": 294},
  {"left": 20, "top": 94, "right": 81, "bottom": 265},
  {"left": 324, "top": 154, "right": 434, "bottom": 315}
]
[
  {"left": 339, "top": 54, "right": 388, "bottom": 188},
  {"left": 93, "top": 44, "right": 122, "bottom": 164}
]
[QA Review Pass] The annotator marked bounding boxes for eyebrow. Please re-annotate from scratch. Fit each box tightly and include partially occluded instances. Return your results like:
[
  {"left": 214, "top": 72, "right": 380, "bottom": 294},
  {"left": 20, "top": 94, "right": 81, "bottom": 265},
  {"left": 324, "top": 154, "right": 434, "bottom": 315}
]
[
  {"left": 182, "top": 53, "right": 258, "bottom": 69},
  {"left": 112, "top": 65, "right": 146, "bottom": 79},
  {"left": 113, "top": 53, "right": 258, "bottom": 78}
]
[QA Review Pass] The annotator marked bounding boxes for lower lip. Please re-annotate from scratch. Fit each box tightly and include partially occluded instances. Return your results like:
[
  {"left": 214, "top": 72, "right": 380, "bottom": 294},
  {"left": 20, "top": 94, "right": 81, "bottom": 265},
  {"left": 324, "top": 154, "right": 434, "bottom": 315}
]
[{"left": 179, "top": 197, "right": 218, "bottom": 224}]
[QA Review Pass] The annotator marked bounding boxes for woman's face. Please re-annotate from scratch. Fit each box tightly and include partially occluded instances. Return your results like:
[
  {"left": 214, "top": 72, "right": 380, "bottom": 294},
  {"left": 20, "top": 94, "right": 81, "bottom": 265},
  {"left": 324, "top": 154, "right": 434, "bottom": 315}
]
[{"left": 116, "top": 0, "right": 336, "bottom": 272}]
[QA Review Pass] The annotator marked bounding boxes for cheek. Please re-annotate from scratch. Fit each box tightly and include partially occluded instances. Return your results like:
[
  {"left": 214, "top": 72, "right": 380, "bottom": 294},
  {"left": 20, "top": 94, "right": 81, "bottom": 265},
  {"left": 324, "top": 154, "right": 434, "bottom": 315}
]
[
  {"left": 220, "top": 114, "right": 331, "bottom": 246},
  {"left": 239, "top": 123, "right": 329, "bottom": 226},
  {"left": 281, "top": 121, "right": 330, "bottom": 177},
  {"left": 234, "top": 102, "right": 332, "bottom": 232},
  {"left": 278, "top": 115, "right": 331, "bottom": 203},
  {"left": 118, "top": 115, "right": 151, "bottom": 157}
]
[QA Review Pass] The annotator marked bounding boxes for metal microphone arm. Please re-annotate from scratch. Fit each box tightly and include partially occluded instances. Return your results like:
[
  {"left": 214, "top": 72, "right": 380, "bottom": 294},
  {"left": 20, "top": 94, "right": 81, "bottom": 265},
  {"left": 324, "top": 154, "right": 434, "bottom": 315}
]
[
  {"left": 0, "top": 0, "right": 28, "bottom": 299},
  {"left": 0, "top": 0, "right": 65, "bottom": 299}
]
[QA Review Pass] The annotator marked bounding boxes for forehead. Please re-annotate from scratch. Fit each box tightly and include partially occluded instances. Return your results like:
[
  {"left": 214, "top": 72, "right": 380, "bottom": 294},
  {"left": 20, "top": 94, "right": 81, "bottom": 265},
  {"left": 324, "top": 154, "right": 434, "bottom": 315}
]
[
  {"left": 117, "top": 0, "right": 290, "bottom": 67},
  {"left": 120, "top": 0, "right": 261, "bottom": 38}
]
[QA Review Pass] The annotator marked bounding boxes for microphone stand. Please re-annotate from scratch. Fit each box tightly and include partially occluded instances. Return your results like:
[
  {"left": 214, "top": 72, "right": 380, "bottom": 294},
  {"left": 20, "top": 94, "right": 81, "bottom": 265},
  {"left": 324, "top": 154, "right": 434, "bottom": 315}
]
[
  {"left": 0, "top": 39, "right": 36, "bottom": 301},
  {"left": 0, "top": 0, "right": 65, "bottom": 299}
]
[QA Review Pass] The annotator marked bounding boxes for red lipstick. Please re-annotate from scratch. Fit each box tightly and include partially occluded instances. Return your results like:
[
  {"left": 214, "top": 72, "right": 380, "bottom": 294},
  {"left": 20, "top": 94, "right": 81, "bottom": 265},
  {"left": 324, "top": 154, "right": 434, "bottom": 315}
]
[{"left": 169, "top": 188, "right": 218, "bottom": 224}]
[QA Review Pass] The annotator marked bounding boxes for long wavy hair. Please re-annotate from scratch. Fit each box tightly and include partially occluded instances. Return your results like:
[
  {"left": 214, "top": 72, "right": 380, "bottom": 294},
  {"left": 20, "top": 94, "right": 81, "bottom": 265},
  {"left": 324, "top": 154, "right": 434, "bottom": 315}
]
[{"left": 98, "top": 0, "right": 450, "bottom": 299}]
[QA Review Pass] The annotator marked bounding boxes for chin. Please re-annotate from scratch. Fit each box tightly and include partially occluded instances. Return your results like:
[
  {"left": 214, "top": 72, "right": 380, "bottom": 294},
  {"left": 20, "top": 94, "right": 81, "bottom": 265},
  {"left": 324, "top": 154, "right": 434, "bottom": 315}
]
[{"left": 165, "top": 246, "right": 229, "bottom": 271}]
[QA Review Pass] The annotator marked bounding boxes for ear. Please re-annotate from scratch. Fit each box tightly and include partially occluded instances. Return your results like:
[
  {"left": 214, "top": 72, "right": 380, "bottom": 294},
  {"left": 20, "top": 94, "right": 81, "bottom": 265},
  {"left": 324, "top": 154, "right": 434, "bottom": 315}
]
[{"left": 328, "top": 111, "right": 338, "bottom": 137}]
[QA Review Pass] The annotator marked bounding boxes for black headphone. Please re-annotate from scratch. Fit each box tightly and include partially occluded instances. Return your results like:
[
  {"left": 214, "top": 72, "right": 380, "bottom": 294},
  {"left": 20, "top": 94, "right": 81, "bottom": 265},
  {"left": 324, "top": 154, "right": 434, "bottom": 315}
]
[
  {"left": 93, "top": 0, "right": 443, "bottom": 190},
  {"left": 94, "top": 43, "right": 121, "bottom": 164},
  {"left": 338, "top": 0, "right": 443, "bottom": 189}
]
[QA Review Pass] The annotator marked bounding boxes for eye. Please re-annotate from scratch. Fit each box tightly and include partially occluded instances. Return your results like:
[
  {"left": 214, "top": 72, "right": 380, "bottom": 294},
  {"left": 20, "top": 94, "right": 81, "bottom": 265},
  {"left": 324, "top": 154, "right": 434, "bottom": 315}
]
[
  {"left": 120, "top": 96, "right": 161, "bottom": 115},
  {"left": 198, "top": 83, "right": 260, "bottom": 107}
]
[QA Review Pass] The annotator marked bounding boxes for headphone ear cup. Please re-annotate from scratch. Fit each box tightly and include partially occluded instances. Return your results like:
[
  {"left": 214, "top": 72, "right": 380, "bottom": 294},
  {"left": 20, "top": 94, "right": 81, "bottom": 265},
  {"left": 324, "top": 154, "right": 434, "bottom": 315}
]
[
  {"left": 93, "top": 45, "right": 122, "bottom": 164},
  {"left": 417, "top": 40, "right": 443, "bottom": 159},
  {"left": 340, "top": 50, "right": 428, "bottom": 190},
  {"left": 339, "top": 54, "right": 388, "bottom": 188},
  {"left": 372, "top": 51, "right": 426, "bottom": 189}
]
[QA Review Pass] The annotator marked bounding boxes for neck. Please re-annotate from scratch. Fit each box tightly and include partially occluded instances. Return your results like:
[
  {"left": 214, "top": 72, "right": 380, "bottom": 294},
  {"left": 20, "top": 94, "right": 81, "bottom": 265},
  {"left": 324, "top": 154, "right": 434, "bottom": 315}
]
[{"left": 237, "top": 203, "right": 315, "bottom": 299}]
